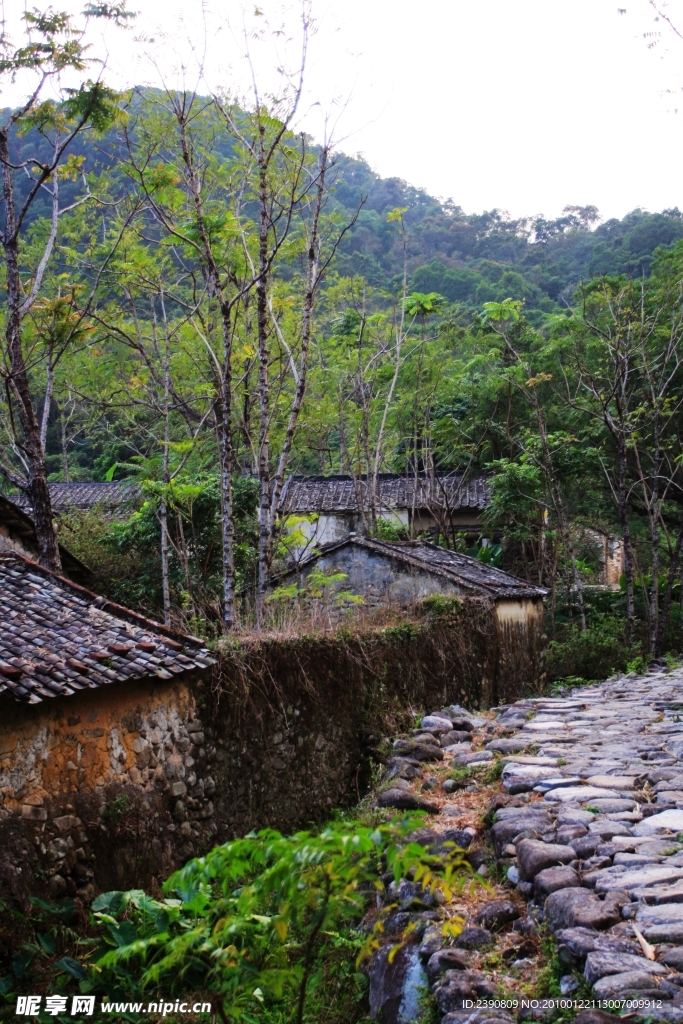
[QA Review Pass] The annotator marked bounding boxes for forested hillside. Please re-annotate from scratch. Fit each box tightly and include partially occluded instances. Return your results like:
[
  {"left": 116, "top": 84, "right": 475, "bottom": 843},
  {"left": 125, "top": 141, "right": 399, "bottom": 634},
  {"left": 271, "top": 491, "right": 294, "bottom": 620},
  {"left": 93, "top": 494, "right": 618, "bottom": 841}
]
[
  {"left": 2, "top": 9, "right": 683, "bottom": 673},
  {"left": 6, "top": 11, "right": 683, "bottom": 1024},
  {"left": 12, "top": 95, "right": 683, "bottom": 317},
  {"left": 330, "top": 159, "right": 683, "bottom": 315}
]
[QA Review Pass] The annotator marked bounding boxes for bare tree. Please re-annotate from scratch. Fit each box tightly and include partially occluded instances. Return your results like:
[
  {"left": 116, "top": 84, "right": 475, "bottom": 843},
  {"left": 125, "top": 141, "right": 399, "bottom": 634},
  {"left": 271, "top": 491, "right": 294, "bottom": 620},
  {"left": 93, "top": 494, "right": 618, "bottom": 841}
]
[{"left": 0, "top": 5, "right": 132, "bottom": 570}]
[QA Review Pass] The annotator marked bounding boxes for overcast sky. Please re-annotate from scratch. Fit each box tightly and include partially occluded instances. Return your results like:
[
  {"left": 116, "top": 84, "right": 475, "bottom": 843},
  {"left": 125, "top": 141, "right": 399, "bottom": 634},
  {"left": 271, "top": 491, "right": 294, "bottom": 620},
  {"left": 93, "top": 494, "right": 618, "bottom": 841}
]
[{"left": 5, "top": 0, "right": 683, "bottom": 222}]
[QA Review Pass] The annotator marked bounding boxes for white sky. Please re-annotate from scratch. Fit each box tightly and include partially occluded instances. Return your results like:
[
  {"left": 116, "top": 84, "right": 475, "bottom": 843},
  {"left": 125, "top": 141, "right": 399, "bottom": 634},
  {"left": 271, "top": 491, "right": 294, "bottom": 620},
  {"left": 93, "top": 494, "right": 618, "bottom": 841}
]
[{"left": 5, "top": 0, "right": 683, "bottom": 222}]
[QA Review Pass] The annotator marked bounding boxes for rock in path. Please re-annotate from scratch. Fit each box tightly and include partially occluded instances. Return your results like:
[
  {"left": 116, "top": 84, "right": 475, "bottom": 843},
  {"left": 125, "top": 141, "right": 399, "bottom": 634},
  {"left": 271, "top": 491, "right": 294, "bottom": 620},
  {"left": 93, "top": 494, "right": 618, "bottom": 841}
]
[{"left": 377, "top": 788, "right": 440, "bottom": 813}]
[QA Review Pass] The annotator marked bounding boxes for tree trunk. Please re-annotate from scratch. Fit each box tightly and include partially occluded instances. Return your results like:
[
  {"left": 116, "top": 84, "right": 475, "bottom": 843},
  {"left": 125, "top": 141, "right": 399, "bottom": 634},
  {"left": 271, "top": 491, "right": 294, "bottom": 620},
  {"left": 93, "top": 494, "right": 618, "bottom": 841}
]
[
  {"left": 160, "top": 494, "right": 171, "bottom": 625},
  {"left": 372, "top": 221, "right": 408, "bottom": 536},
  {"left": 550, "top": 538, "right": 559, "bottom": 640},
  {"left": 617, "top": 440, "right": 636, "bottom": 645},
  {"left": 533, "top": 396, "right": 586, "bottom": 630},
  {"left": 255, "top": 145, "right": 271, "bottom": 630},
  {"left": 160, "top": 336, "right": 172, "bottom": 626},
  {"left": 60, "top": 407, "right": 70, "bottom": 483},
  {"left": 216, "top": 364, "right": 236, "bottom": 631},
  {"left": 0, "top": 129, "right": 61, "bottom": 571},
  {"left": 268, "top": 148, "right": 329, "bottom": 543},
  {"left": 647, "top": 426, "right": 661, "bottom": 655},
  {"left": 26, "top": 467, "right": 62, "bottom": 572},
  {"left": 4, "top": 271, "right": 59, "bottom": 571},
  {"left": 174, "top": 107, "right": 237, "bottom": 630}
]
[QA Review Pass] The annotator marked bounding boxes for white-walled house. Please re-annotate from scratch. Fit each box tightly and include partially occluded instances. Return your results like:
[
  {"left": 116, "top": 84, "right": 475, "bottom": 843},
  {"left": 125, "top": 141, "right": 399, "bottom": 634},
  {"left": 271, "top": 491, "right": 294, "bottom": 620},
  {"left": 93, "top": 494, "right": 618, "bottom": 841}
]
[{"left": 277, "top": 473, "right": 490, "bottom": 553}]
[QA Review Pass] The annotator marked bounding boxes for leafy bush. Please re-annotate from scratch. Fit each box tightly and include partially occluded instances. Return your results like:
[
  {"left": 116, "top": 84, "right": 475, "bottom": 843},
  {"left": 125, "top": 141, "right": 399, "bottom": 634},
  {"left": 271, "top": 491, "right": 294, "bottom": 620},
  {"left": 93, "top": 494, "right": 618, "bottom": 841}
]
[
  {"left": 0, "top": 896, "right": 84, "bottom": 1002},
  {"left": 546, "top": 617, "right": 632, "bottom": 681},
  {"left": 85, "top": 819, "right": 472, "bottom": 1023},
  {"left": 374, "top": 518, "right": 407, "bottom": 541}
]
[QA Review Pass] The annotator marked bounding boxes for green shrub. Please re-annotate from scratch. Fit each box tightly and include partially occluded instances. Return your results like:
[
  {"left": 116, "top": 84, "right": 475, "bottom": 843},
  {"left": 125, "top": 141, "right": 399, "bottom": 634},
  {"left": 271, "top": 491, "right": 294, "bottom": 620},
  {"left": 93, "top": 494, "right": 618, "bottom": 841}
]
[
  {"left": 373, "top": 518, "right": 407, "bottom": 541},
  {"left": 85, "top": 819, "right": 473, "bottom": 1023},
  {"left": 546, "top": 618, "right": 633, "bottom": 681}
]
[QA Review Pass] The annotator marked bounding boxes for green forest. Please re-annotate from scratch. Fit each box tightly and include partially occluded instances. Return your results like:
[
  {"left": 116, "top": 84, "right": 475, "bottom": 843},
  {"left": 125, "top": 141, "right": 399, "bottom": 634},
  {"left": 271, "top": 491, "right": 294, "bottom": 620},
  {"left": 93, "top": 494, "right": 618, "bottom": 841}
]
[{"left": 3, "top": 6, "right": 683, "bottom": 674}]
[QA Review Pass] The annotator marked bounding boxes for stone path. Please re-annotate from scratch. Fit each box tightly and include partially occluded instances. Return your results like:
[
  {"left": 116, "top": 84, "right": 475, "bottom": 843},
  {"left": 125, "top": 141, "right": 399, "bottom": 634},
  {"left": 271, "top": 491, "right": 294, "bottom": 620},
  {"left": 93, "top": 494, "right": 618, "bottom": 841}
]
[{"left": 370, "top": 666, "right": 683, "bottom": 1024}]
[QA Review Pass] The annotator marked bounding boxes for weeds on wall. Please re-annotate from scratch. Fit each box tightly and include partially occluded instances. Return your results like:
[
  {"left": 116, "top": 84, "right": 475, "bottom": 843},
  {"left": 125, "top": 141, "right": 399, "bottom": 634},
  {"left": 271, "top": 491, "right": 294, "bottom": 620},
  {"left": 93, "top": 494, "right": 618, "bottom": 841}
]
[{"left": 208, "top": 598, "right": 500, "bottom": 729}]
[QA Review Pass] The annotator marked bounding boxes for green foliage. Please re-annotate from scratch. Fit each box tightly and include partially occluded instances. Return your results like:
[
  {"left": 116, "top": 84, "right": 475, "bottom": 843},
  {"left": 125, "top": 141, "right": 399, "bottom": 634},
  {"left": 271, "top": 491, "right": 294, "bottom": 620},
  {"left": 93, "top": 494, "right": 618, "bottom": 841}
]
[
  {"left": 546, "top": 618, "right": 632, "bottom": 682},
  {"left": 61, "top": 81, "right": 122, "bottom": 133},
  {"left": 0, "top": 896, "right": 80, "bottom": 1001},
  {"left": 380, "top": 623, "right": 419, "bottom": 642},
  {"left": 3, "top": 74, "right": 683, "bottom": 656},
  {"left": 480, "top": 758, "right": 504, "bottom": 784},
  {"left": 421, "top": 595, "right": 463, "bottom": 616},
  {"left": 373, "top": 518, "right": 407, "bottom": 541},
  {"left": 404, "top": 292, "right": 447, "bottom": 318},
  {"left": 270, "top": 567, "right": 363, "bottom": 609},
  {"left": 85, "top": 819, "right": 472, "bottom": 1022},
  {"left": 61, "top": 475, "right": 258, "bottom": 625},
  {"left": 625, "top": 653, "right": 649, "bottom": 675},
  {"left": 464, "top": 540, "right": 503, "bottom": 568},
  {"left": 527, "top": 934, "right": 563, "bottom": 999},
  {"left": 106, "top": 794, "right": 133, "bottom": 820}
]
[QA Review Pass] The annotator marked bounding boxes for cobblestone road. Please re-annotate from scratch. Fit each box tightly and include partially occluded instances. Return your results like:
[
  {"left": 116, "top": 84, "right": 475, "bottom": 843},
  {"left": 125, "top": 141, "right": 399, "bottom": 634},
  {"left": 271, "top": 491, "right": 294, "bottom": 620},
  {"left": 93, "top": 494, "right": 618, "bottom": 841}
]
[{"left": 371, "top": 667, "right": 683, "bottom": 1024}]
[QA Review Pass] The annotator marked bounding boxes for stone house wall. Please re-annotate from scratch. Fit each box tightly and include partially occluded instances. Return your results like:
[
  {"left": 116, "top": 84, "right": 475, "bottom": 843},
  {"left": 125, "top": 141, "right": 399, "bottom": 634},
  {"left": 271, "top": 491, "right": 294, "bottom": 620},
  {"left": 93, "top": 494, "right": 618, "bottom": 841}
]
[
  {"left": 285, "top": 506, "right": 484, "bottom": 554},
  {"left": 0, "top": 671, "right": 215, "bottom": 904},
  {"left": 293, "top": 543, "right": 466, "bottom": 606}
]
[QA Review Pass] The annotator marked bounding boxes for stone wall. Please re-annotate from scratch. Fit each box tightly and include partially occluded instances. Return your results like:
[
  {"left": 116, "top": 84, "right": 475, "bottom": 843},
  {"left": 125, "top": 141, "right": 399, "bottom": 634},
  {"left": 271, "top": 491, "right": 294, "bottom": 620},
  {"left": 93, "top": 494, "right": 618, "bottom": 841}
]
[
  {"left": 0, "top": 672, "right": 215, "bottom": 904},
  {"left": 293, "top": 543, "right": 470, "bottom": 606},
  {"left": 0, "top": 598, "right": 546, "bottom": 905},
  {"left": 0, "top": 523, "right": 36, "bottom": 560},
  {"left": 193, "top": 597, "right": 545, "bottom": 841}
]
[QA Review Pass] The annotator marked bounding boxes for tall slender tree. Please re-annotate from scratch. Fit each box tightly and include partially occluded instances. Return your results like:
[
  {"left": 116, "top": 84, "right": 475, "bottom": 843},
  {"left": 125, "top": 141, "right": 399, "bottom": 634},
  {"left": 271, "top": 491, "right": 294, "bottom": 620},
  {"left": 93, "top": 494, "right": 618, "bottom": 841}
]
[{"left": 0, "top": 4, "right": 131, "bottom": 570}]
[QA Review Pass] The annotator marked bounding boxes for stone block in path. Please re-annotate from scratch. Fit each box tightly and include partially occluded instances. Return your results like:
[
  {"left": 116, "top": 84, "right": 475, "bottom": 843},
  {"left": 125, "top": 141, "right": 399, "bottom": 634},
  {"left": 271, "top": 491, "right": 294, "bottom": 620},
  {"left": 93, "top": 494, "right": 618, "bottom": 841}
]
[
  {"left": 641, "top": 922, "right": 683, "bottom": 943},
  {"left": 516, "top": 839, "right": 576, "bottom": 881},
  {"left": 633, "top": 808, "right": 683, "bottom": 835},
  {"left": 574, "top": 1012, "right": 633, "bottom": 1024},
  {"left": 636, "top": 902, "right": 683, "bottom": 925},
  {"left": 544, "top": 887, "right": 625, "bottom": 932},
  {"left": 543, "top": 785, "right": 622, "bottom": 803},
  {"left": 594, "top": 865, "right": 683, "bottom": 893},
  {"left": 585, "top": 775, "right": 638, "bottom": 790},
  {"left": 592, "top": 971, "right": 664, "bottom": 998},
  {"left": 377, "top": 788, "right": 439, "bottom": 813},
  {"left": 534, "top": 865, "right": 581, "bottom": 899},
  {"left": 583, "top": 950, "right": 666, "bottom": 984}
]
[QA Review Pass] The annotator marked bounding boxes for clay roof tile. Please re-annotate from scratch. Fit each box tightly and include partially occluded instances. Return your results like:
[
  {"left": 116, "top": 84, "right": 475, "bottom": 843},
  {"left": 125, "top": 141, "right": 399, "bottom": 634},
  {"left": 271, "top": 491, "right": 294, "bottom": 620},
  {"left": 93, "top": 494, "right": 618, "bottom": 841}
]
[{"left": 0, "top": 552, "right": 215, "bottom": 704}]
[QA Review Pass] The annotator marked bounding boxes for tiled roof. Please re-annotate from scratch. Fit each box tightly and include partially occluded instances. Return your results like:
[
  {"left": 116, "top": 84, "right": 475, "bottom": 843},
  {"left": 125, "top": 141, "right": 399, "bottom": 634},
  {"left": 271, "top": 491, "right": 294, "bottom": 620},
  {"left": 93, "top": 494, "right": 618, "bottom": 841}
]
[
  {"left": 356, "top": 539, "right": 547, "bottom": 599},
  {"left": 278, "top": 473, "right": 489, "bottom": 514},
  {"left": 0, "top": 495, "right": 92, "bottom": 587},
  {"left": 0, "top": 552, "right": 214, "bottom": 704},
  {"left": 281, "top": 537, "right": 546, "bottom": 600},
  {"left": 12, "top": 481, "right": 141, "bottom": 515}
]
